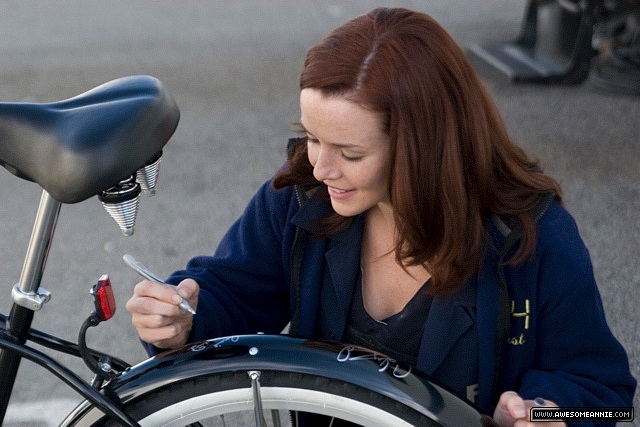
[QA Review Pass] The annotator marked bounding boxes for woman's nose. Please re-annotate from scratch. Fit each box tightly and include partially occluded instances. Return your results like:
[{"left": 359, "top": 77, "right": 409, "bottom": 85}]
[{"left": 312, "top": 148, "right": 341, "bottom": 182}]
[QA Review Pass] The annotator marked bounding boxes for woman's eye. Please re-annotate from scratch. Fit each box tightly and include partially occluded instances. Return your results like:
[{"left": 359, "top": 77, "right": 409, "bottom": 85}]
[
  {"left": 342, "top": 153, "right": 363, "bottom": 162},
  {"left": 305, "top": 134, "right": 362, "bottom": 161}
]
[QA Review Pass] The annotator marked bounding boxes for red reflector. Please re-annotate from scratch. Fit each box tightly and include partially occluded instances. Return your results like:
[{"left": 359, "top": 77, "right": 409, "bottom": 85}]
[{"left": 94, "top": 274, "right": 116, "bottom": 321}]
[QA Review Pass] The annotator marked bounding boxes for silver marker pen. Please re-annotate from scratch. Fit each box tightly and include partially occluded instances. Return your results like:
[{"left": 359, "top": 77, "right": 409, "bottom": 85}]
[{"left": 123, "top": 254, "right": 196, "bottom": 315}]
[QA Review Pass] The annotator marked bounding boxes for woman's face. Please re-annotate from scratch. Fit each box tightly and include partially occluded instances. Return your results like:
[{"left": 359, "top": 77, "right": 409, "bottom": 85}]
[{"left": 300, "top": 88, "right": 391, "bottom": 217}]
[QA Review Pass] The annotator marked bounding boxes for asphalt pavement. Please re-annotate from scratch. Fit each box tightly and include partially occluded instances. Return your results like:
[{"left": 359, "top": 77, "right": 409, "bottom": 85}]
[{"left": 0, "top": 1, "right": 638, "bottom": 425}]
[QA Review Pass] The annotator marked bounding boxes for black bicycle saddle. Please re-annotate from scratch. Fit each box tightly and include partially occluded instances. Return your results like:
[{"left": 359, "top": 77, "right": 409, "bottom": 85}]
[{"left": 0, "top": 75, "right": 180, "bottom": 204}]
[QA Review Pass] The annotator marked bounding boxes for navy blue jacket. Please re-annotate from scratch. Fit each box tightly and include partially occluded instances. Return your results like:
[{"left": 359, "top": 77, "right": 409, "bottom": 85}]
[{"left": 154, "top": 180, "right": 635, "bottom": 422}]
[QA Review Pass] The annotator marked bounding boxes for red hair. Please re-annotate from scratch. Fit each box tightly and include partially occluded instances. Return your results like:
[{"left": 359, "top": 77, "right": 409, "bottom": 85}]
[{"left": 274, "top": 8, "right": 561, "bottom": 294}]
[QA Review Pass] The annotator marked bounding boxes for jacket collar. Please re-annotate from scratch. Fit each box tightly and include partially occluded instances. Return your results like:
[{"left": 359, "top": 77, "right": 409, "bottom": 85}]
[{"left": 291, "top": 186, "right": 335, "bottom": 232}]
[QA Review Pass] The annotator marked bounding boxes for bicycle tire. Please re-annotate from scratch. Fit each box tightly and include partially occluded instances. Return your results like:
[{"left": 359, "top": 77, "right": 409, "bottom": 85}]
[{"left": 80, "top": 369, "right": 437, "bottom": 426}]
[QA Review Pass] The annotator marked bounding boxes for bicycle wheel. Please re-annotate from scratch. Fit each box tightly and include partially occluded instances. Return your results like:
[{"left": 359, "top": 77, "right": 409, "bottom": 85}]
[{"left": 85, "top": 369, "right": 437, "bottom": 426}]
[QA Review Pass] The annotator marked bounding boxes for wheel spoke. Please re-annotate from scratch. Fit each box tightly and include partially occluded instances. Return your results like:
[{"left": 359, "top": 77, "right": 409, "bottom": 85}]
[{"left": 270, "top": 410, "right": 282, "bottom": 427}]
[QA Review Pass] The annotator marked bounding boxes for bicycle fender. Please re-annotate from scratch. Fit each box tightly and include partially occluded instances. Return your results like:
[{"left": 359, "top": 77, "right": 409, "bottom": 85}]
[{"left": 62, "top": 334, "right": 483, "bottom": 427}]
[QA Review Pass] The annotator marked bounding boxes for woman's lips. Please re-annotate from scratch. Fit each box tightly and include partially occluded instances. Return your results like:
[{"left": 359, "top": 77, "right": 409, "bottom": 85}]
[{"left": 327, "top": 185, "right": 356, "bottom": 200}]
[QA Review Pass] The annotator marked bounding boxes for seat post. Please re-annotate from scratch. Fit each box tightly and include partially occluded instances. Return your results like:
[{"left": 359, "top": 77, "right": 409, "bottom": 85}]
[
  {"left": 16, "top": 190, "right": 62, "bottom": 300},
  {"left": 0, "top": 190, "right": 61, "bottom": 420}
]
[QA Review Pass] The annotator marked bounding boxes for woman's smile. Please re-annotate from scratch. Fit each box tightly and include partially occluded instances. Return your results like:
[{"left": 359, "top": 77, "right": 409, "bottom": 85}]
[{"left": 327, "top": 185, "right": 356, "bottom": 199}]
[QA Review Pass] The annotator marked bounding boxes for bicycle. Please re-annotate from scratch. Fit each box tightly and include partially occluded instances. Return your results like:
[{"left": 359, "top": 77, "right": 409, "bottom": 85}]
[{"left": 0, "top": 75, "right": 485, "bottom": 426}]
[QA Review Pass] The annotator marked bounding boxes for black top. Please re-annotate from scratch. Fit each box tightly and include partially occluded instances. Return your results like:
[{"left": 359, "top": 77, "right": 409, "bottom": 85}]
[{"left": 344, "top": 272, "right": 432, "bottom": 367}]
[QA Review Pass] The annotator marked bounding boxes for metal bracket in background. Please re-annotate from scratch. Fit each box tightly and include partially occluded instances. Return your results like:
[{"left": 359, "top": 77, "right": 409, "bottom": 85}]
[{"left": 11, "top": 283, "right": 51, "bottom": 311}]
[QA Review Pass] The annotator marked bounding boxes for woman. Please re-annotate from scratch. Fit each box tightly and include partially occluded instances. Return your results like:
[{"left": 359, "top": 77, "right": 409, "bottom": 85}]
[{"left": 127, "top": 8, "right": 635, "bottom": 426}]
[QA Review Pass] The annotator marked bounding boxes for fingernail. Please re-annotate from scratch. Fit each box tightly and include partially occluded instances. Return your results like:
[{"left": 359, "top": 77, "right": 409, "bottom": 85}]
[{"left": 177, "top": 288, "right": 189, "bottom": 299}]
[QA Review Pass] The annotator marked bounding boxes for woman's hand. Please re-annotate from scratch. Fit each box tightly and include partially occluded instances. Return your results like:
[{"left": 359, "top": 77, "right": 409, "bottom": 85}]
[
  {"left": 126, "top": 278, "right": 199, "bottom": 349},
  {"left": 492, "top": 391, "right": 566, "bottom": 427}
]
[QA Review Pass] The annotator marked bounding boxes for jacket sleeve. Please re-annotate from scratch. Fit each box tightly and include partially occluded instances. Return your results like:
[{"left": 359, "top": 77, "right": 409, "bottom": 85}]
[
  {"left": 514, "top": 204, "right": 636, "bottom": 426},
  {"left": 143, "top": 180, "right": 299, "bottom": 356}
]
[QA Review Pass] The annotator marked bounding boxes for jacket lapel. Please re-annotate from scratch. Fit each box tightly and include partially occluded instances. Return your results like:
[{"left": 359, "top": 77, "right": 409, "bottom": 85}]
[
  {"left": 417, "top": 280, "right": 476, "bottom": 375},
  {"left": 291, "top": 191, "right": 363, "bottom": 339},
  {"left": 322, "top": 216, "right": 364, "bottom": 337}
]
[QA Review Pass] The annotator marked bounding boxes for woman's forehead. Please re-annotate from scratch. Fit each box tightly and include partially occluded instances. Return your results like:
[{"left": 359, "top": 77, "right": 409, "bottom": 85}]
[{"left": 300, "top": 89, "right": 381, "bottom": 127}]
